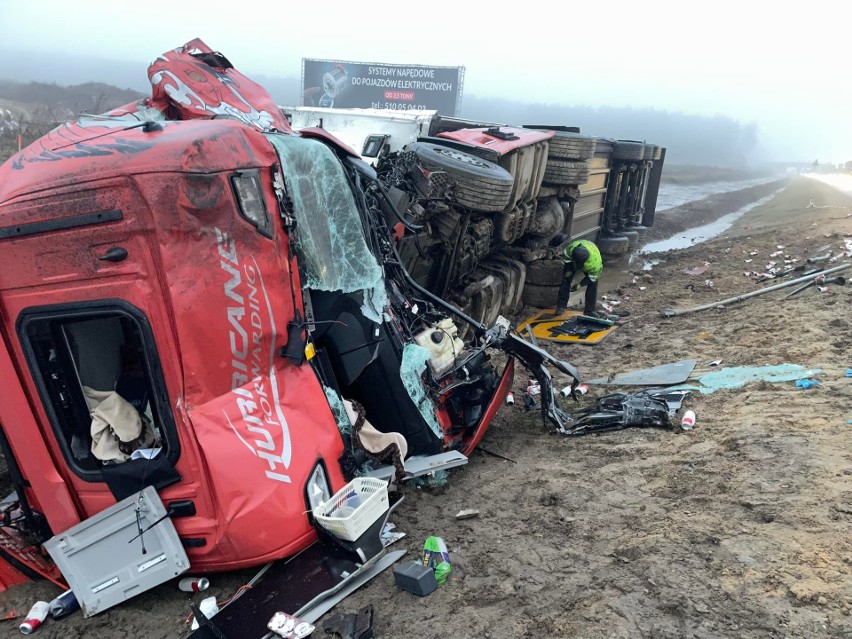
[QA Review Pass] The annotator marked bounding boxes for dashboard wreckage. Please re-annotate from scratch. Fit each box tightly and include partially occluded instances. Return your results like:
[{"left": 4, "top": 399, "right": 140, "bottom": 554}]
[{"left": 0, "top": 39, "right": 662, "bottom": 632}]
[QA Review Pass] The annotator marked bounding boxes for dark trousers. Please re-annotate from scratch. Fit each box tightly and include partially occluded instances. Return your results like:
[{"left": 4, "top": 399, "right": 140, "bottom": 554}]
[{"left": 556, "top": 267, "right": 598, "bottom": 316}]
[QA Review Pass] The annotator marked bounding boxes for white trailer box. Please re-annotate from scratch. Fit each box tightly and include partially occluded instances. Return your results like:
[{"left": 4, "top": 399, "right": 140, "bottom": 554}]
[{"left": 281, "top": 106, "right": 438, "bottom": 165}]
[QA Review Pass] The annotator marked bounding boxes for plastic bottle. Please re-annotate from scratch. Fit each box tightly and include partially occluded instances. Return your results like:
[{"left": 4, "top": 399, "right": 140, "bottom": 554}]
[
  {"left": 680, "top": 410, "right": 696, "bottom": 431},
  {"left": 48, "top": 590, "right": 79, "bottom": 619},
  {"left": 19, "top": 601, "right": 49, "bottom": 635}
]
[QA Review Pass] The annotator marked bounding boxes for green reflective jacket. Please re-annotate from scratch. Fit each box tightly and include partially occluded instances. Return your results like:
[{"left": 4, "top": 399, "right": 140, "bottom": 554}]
[{"left": 563, "top": 239, "right": 603, "bottom": 281}]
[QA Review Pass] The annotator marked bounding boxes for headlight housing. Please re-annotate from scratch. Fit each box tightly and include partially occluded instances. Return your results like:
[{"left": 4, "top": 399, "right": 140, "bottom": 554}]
[
  {"left": 305, "top": 461, "right": 331, "bottom": 516},
  {"left": 230, "top": 170, "right": 271, "bottom": 237}
]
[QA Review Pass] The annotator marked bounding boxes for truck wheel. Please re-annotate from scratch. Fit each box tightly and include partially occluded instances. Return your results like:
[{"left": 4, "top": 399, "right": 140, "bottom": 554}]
[
  {"left": 522, "top": 282, "right": 560, "bottom": 309},
  {"left": 543, "top": 159, "right": 590, "bottom": 186},
  {"left": 548, "top": 132, "right": 597, "bottom": 161},
  {"left": 597, "top": 235, "right": 630, "bottom": 256},
  {"left": 642, "top": 144, "right": 655, "bottom": 161},
  {"left": 525, "top": 259, "right": 565, "bottom": 286},
  {"left": 652, "top": 145, "right": 663, "bottom": 161},
  {"left": 612, "top": 141, "right": 645, "bottom": 162},
  {"left": 620, "top": 229, "right": 639, "bottom": 249},
  {"left": 408, "top": 142, "right": 514, "bottom": 212}
]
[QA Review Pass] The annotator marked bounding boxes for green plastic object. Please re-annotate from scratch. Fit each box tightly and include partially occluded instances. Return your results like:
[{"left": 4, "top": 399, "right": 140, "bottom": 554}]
[{"left": 421, "top": 536, "right": 452, "bottom": 585}]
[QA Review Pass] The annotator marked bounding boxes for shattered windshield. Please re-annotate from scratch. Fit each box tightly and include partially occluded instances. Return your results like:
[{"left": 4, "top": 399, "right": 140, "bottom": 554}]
[{"left": 267, "top": 134, "right": 387, "bottom": 322}]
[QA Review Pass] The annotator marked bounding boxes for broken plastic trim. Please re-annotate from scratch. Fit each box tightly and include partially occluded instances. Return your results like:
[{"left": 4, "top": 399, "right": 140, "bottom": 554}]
[{"left": 565, "top": 390, "right": 676, "bottom": 436}]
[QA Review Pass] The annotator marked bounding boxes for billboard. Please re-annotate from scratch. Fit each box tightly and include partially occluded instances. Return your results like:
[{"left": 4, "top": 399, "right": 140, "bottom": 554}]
[{"left": 301, "top": 59, "right": 464, "bottom": 116}]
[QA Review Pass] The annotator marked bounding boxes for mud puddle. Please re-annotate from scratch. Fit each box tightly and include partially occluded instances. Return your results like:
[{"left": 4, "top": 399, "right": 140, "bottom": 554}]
[
  {"left": 656, "top": 176, "right": 781, "bottom": 211},
  {"left": 642, "top": 187, "right": 785, "bottom": 253}
]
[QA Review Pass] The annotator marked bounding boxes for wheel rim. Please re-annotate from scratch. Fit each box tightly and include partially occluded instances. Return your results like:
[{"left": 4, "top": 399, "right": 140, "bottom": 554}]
[{"left": 433, "top": 147, "right": 491, "bottom": 169}]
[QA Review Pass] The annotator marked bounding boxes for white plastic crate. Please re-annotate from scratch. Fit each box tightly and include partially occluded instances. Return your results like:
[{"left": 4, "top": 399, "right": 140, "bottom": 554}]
[{"left": 314, "top": 477, "right": 389, "bottom": 541}]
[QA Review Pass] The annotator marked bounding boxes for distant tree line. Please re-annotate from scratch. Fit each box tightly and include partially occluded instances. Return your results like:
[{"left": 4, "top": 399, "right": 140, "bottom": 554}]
[
  {"left": 0, "top": 77, "right": 759, "bottom": 167},
  {"left": 0, "top": 81, "right": 144, "bottom": 163}
]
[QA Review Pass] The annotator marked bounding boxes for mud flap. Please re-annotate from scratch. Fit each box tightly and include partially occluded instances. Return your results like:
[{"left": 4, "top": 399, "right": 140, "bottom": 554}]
[{"left": 188, "top": 495, "right": 406, "bottom": 639}]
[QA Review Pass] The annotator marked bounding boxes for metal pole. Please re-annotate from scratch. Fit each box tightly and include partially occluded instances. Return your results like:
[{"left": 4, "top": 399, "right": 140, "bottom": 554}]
[{"left": 660, "top": 263, "right": 850, "bottom": 317}]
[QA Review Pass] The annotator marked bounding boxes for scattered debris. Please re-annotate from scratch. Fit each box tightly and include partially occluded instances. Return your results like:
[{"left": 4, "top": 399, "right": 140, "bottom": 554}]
[
  {"left": 455, "top": 509, "right": 480, "bottom": 521},
  {"left": 381, "top": 523, "right": 406, "bottom": 547},
  {"left": 179, "top": 577, "right": 210, "bottom": 593},
  {"left": 394, "top": 562, "right": 438, "bottom": 597},
  {"left": 476, "top": 447, "right": 518, "bottom": 464},
  {"left": 680, "top": 410, "right": 697, "bottom": 431},
  {"left": 661, "top": 264, "right": 851, "bottom": 317},
  {"left": 505, "top": 392, "right": 515, "bottom": 405},
  {"left": 267, "top": 612, "right": 314, "bottom": 638},
  {"left": 708, "top": 360, "right": 723, "bottom": 367},
  {"left": 48, "top": 590, "right": 79, "bottom": 620},
  {"left": 322, "top": 605, "right": 375, "bottom": 638},
  {"left": 668, "top": 364, "right": 822, "bottom": 394},
  {"left": 684, "top": 262, "right": 711, "bottom": 275},
  {"left": 19, "top": 601, "right": 49, "bottom": 635},
  {"left": 565, "top": 390, "right": 681, "bottom": 435},
  {"left": 795, "top": 379, "right": 820, "bottom": 389},
  {"left": 190, "top": 596, "right": 219, "bottom": 631},
  {"left": 845, "top": 370, "right": 852, "bottom": 378},
  {"left": 588, "top": 359, "right": 697, "bottom": 386},
  {"left": 562, "top": 383, "right": 589, "bottom": 396},
  {"left": 421, "top": 537, "right": 452, "bottom": 585},
  {"left": 314, "top": 478, "right": 389, "bottom": 542}
]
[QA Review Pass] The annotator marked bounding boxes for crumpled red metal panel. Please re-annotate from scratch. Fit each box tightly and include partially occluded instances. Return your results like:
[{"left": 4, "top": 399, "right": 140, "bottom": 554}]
[
  {"left": 438, "top": 126, "right": 554, "bottom": 155},
  {"left": 146, "top": 169, "right": 347, "bottom": 568},
  {"left": 148, "top": 38, "right": 291, "bottom": 133}
]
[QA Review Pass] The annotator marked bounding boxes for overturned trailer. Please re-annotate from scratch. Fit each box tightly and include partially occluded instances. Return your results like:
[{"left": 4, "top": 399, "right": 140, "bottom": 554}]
[
  {"left": 283, "top": 106, "right": 665, "bottom": 325},
  {"left": 0, "top": 40, "right": 579, "bottom": 624}
]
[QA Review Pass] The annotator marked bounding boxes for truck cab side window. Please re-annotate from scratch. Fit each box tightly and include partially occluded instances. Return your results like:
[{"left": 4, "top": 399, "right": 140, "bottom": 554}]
[{"left": 19, "top": 305, "right": 178, "bottom": 481}]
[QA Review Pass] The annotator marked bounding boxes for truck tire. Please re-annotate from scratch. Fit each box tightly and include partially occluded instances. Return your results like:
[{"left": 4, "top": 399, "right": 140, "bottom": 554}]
[
  {"left": 642, "top": 144, "right": 655, "bottom": 161},
  {"left": 522, "top": 282, "right": 560, "bottom": 309},
  {"left": 597, "top": 235, "right": 630, "bottom": 256},
  {"left": 612, "top": 141, "right": 645, "bottom": 162},
  {"left": 652, "top": 145, "right": 663, "bottom": 161},
  {"left": 543, "top": 159, "right": 590, "bottom": 186},
  {"left": 408, "top": 142, "right": 514, "bottom": 212},
  {"left": 620, "top": 229, "right": 640, "bottom": 249},
  {"left": 525, "top": 259, "right": 565, "bottom": 286},
  {"left": 548, "top": 132, "right": 597, "bottom": 161}
]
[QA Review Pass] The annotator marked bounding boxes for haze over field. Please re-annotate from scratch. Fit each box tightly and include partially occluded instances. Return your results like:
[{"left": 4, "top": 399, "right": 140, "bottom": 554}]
[{"left": 0, "top": 0, "right": 847, "bottom": 164}]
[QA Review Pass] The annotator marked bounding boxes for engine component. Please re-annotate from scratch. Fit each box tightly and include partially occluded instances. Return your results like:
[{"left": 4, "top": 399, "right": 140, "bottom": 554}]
[
  {"left": 454, "top": 218, "right": 493, "bottom": 278},
  {"left": 413, "top": 319, "right": 465, "bottom": 379},
  {"left": 526, "top": 196, "right": 564, "bottom": 242}
]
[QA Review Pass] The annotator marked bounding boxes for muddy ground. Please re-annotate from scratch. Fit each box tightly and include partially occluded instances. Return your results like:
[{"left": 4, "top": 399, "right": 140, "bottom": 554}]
[{"left": 2, "top": 176, "right": 851, "bottom": 638}]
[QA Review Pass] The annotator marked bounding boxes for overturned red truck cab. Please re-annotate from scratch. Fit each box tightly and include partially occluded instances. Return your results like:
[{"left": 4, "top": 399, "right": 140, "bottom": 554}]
[{"left": 0, "top": 40, "right": 578, "bottom": 588}]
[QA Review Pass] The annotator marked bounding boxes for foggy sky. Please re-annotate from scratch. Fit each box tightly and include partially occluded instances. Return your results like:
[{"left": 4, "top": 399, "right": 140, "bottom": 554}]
[{"left": 1, "top": 0, "right": 848, "bottom": 163}]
